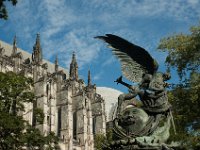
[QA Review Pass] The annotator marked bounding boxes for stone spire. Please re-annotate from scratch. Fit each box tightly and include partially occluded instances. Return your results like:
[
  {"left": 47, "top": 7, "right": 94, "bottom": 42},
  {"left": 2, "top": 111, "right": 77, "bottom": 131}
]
[
  {"left": 12, "top": 35, "right": 17, "bottom": 55},
  {"left": 32, "top": 33, "right": 43, "bottom": 65},
  {"left": 88, "top": 70, "right": 91, "bottom": 86},
  {"left": 69, "top": 52, "right": 78, "bottom": 80},
  {"left": 55, "top": 54, "right": 59, "bottom": 72}
]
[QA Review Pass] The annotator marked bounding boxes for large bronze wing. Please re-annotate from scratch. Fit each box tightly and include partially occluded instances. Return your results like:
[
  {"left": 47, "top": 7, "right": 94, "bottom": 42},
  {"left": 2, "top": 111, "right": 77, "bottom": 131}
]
[{"left": 95, "top": 34, "right": 158, "bottom": 82}]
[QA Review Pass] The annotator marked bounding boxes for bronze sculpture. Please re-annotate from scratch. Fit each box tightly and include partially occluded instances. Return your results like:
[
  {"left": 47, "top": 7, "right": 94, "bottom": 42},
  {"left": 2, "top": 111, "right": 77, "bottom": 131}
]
[{"left": 95, "top": 34, "right": 177, "bottom": 150}]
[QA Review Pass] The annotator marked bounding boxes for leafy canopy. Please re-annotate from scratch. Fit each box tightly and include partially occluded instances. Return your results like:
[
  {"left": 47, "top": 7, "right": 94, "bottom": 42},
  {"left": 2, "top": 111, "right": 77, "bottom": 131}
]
[
  {"left": 158, "top": 22, "right": 200, "bottom": 149},
  {"left": 158, "top": 24, "right": 200, "bottom": 79},
  {"left": 0, "top": 0, "right": 17, "bottom": 20},
  {"left": 0, "top": 71, "right": 34, "bottom": 114},
  {"left": 0, "top": 72, "right": 60, "bottom": 150}
]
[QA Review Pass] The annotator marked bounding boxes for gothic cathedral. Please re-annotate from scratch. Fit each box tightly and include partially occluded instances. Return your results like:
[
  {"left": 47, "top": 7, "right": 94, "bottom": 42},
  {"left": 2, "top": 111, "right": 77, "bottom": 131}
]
[{"left": 0, "top": 34, "right": 106, "bottom": 150}]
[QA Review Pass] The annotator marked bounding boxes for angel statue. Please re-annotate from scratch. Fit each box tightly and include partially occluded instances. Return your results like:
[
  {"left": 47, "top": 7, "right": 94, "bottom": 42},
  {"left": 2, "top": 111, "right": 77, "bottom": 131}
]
[{"left": 95, "top": 34, "right": 177, "bottom": 149}]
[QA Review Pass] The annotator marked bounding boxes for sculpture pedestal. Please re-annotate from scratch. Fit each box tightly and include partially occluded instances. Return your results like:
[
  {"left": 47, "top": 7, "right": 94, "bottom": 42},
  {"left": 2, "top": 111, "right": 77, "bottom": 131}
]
[
  {"left": 103, "top": 145, "right": 164, "bottom": 150},
  {"left": 102, "top": 139, "right": 174, "bottom": 150}
]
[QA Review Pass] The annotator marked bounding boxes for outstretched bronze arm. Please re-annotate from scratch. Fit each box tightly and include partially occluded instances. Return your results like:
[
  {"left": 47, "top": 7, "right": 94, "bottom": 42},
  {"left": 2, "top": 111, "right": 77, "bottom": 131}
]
[{"left": 114, "top": 76, "right": 132, "bottom": 89}]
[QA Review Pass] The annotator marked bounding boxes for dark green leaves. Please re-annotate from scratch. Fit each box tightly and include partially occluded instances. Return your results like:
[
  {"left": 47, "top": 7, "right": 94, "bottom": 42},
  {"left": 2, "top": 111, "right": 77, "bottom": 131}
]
[
  {"left": 158, "top": 23, "right": 200, "bottom": 79},
  {"left": 0, "top": 72, "right": 34, "bottom": 114},
  {"left": 0, "top": 7, "right": 8, "bottom": 19},
  {"left": 0, "top": 72, "right": 60, "bottom": 150},
  {"left": 0, "top": 0, "right": 18, "bottom": 20},
  {"left": 158, "top": 22, "right": 200, "bottom": 149}
]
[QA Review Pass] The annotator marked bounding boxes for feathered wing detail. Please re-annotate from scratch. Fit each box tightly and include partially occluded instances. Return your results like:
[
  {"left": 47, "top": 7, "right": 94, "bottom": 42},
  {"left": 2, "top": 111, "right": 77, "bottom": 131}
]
[
  {"left": 95, "top": 34, "right": 158, "bottom": 83},
  {"left": 112, "top": 49, "right": 146, "bottom": 82}
]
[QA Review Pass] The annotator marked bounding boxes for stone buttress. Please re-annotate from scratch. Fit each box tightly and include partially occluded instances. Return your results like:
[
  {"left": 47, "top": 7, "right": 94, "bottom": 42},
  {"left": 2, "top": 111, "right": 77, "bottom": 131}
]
[{"left": 0, "top": 35, "right": 107, "bottom": 150}]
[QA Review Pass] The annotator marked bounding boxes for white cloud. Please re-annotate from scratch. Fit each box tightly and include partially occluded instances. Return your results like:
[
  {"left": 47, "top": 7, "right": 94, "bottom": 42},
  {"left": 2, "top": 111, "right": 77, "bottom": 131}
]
[
  {"left": 2, "top": 0, "right": 200, "bottom": 71},
  {"left": 6, "top": 0, "right": 101, "bottom": 70},
  {"left": 187, "top": 0, "right": 199, "bottom": 6},
  {"left": 90, "top": 0, "right": 200, "bottom": 22},
  {"left": 93, "top": 71, "right": 103, "bottom": 81},
  {"left": 93, "top": 75, "right": 100, "bottom": 81},
  {"left": 102, "top": 57, "right": 116, "bottom": 67},
  {"left": 42, "top": 0, "right": 77, "bottom": 38},
  {"left": 54, "top": 30, "right": 101, "bottom": 69}
]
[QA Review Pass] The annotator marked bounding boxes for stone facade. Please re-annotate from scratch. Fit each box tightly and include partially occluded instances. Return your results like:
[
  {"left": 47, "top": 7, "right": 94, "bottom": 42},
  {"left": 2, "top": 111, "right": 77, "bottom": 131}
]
[{"left": 0, "top": 34, "right": 106, "bottom": 150}]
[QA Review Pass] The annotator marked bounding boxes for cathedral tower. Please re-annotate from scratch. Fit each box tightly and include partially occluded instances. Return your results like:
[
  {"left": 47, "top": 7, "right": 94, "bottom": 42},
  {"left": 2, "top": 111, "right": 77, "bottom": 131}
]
[
  {"left": 12, "top": 35, "right": 17, "bottom": 56},
  {"left": 88, "top": 70, "right": 91, "bottom": 86},
  {"left": 55, "top": 55, "right": 59, "bottom": 73},
  {"left": 11, "top": 36, "right": 22, "bottom": 73},
  {"left": 69, "top": 52, "right": 78, "bottom": 81},
  {"left": 32, "top": 34, "right": 44, "bottom": 81},
  {"left": 32, "top": 33, "right": 43, "bottom": 65},
  {"left": 0, "top": 36, "right": 107, "bottom": 150}
]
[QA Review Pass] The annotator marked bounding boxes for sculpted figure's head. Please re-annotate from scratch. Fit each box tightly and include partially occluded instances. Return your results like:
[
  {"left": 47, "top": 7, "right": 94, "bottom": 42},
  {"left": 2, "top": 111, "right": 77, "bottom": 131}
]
[
  {"left": 148, "top": 72, "right": 166, "bottom": 91},
  {"left": 140, "top": 74, "right": 152, "bottom": 89}
]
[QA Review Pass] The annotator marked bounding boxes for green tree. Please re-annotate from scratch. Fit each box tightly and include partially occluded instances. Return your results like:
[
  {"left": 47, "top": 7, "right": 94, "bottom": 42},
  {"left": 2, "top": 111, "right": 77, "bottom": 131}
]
[
  {"left": 94, "top": 133, "right": 107, "bottom": 150},
  {"left": 22, "top": 127, "right": 60, "bottom": 150},
  {"left": 158, "top": 24, "right": 200, "bottom": 79},
  {"left": 0, "top": 72, "right": 60, "bottom": 150},
  {"left": 0, "top": 71, "right": 34, "bottom": 114},
  {"left": 0, "top": 0, "right": 17, "bottom": 20},
  {"left": 0, "top": 111, "right": 26, "bottom": 149},
  {"left": 158, "top": 22, "right": 200, "bottom": 148},
  {"left": 94, "top": 129, "right": 113, "bottom": 150}
]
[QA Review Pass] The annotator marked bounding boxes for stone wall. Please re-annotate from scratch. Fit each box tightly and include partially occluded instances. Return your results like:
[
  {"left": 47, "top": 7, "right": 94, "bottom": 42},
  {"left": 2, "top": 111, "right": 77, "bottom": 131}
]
[{"left": 0, "top": 36, "right": 106, "bottom": 150}]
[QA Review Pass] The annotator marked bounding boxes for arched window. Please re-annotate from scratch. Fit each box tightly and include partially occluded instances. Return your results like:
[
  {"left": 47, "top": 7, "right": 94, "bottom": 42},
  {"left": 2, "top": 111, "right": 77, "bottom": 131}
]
[
  {"left": 47, "top": 115, "right": 50, "bottom": 125},
  {"left": 93, "top": 117, "right": 96, "bottom": 134},
  {"left": 57, "top": 107, "right": 61, "bottom": 137},
  {"left": 46, "top": 84, "right": 49, "bottom": 96},
  {"left": 73, "top": 111, "right": 77, "bottom": 140}
]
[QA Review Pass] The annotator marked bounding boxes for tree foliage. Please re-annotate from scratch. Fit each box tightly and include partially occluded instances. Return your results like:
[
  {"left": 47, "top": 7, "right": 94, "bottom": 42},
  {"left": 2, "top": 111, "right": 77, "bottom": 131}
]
[
  {"left": 94, "top": 133, "right": 107, "bottom": 150},
  {"left": 94, "top": 129, "right": 113, "bottom": 150},
  {"left": 34, "top": 107, "right": 45, "bottom": 125},
  {"left": 158, "top": 24, "right": 200, "bottom": 79},
  {"left": 158, "top": 22, "right": 200, "bottom": 149},
  {"left": 0, "top": 0, "right": 17, "bottom": 20},
  {"left": 0, "top": 71, "right": 34, "bottom": 114},
  {"left": 0, "top": 111, "right": 26, "bottom": 149},
  {"left": 0, "top": 72, "right": 60, "bottom": 150}
]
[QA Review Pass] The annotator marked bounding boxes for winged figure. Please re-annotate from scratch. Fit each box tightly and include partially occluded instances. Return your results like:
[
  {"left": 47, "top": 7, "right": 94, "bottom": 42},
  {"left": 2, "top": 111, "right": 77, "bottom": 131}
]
[
  {"left": 95, "top": 34, "right": 176, "bottom": 148},
  {"left": 95, "top": 34, "right": 159, "bottom": 83}
]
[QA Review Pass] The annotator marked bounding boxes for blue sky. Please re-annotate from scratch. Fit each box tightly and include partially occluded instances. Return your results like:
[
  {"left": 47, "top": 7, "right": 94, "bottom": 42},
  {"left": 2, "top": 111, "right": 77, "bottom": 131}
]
[{"left": 0, "top": 0, "right": 200, "bottom": 92}]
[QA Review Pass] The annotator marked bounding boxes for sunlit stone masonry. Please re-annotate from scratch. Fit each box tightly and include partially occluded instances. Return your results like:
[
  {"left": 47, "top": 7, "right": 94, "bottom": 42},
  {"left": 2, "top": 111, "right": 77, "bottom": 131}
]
[{"left": 0, "top": 34, "right": 106, "bottom": 150}]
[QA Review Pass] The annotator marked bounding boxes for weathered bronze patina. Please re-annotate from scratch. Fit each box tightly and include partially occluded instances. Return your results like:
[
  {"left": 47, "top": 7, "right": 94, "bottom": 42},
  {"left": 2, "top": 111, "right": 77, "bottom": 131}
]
[{"left": 96, "top": 34, "right": 178, "bottom": 150}]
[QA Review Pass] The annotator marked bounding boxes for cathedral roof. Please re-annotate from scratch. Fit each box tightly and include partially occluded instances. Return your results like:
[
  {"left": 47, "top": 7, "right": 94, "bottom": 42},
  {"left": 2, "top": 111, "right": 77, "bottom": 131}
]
[{"left": 0, "top": 40, "right": 68, "bottom": 75}]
